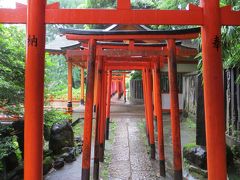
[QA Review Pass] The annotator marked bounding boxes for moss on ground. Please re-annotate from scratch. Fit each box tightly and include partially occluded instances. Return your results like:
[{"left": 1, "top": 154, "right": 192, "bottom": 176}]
[
  {"left": 137, "top": 119, "right": 150, "bottom": 153},
  {"left": 73, "top": 120, "right": 84, "bottom": 137},
  {"left": 100, "top": 120, "right": 117, "bottom": 180},
  {"left": 183, "top": 143, "right": 199, "bottom": 151},
  {"left": 183, "top": 117, "right": 196, "bottom": 129}
]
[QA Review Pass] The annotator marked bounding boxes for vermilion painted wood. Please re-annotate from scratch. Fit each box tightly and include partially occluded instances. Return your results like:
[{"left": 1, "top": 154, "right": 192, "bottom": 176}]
[
  {"left": 200, "top": 0, "right": 227, "bottom": 179},
  {"left": 123, "top": 74, "right": 127, "bottom": 102},
  {"left": 118, "top": 0, "right": 131, "bottom": 10},
  {"left": 80, "top": 67, "right": 85, "bottom": 104},
  {"left": 167, "top": 39, "right": 182, "bottom": 179},
  {"left": 66, "top": 33, "right": 200, "bottom": 41},
  {"left": 93, "top": 58, "right": 102, "bottom": 180},
  {"left": 105, "top": 71, "right": 112, "bottom": 140},
  {"left": 153, "top": 61, "right": 166, "bottom": 177},
  {"left": 99, "top": 67, "right": 107, "bottom": 162},
  {"left": 81, "top": 39, "right": 96, "bottom": 179},
  {"left": 146, "top": 68, "right": 156, "bottom": 159},
  {"left": 66, "top": 46, "right": 197, "bottom": 60},
  {"left": 97, "top": 45, "right": 197, "bottom": 57},
  {"left": 221, "top": 6, "right": 240, "bottom": 26},
  {"left": 0, "top": 2, "right": 239, "bottom": 25},
  {"left": 93, "top": 60, "right": 99, "bottom": 108},
  {"left": 67, "top": 61, "right": 73, "bottom": 112},
  {"left": 99, "top": 49, "right": 165, "bottom": 57},
  {"left": 63, "top": 55, "right": 198, "bottom": 66},
  {"left": 142, "top": 70, "right": 150, "bottom": 146},
  {"left": 24, "top": 0, "right": 46, "bottom": 180},
  {"left": 0, "top": 6, "right": 202, "bottom": 25},
  {"left": 106, "top": 71, "right": 112, "bottom": 119},
  {"left": 152, "top": 69, "right": 157, "bottom": 119}
]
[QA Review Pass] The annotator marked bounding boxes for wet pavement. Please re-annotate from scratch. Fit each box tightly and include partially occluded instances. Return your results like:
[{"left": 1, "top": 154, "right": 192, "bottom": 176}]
[
  {"left": 109, "top": 117, "right": 156, "bottom": 179},
  {"left": 45, "top": 96, "right": 196, "bottom": 180}
]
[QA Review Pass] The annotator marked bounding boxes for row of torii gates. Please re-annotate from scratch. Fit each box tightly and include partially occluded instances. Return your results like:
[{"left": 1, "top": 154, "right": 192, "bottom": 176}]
[
  {"left": 59, "top": 27, "right": 198, "bottom": 180},
  {"left": 0, "top": 0, "right": 239, "bottom": 180},
  {"left": 65, "top": 58, "right": 128, "bottom": 112}
]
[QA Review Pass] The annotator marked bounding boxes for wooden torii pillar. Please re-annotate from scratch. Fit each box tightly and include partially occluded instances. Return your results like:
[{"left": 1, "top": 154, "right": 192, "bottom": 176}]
[
  {"left": 81, "top": 39, "right": 96, "bottom": 179},
  {"left": 99, "top": 64, "right": 108, "bottom": 162},
  {"left": 142, "top": 68, "right": 156, "bottom": 159},
  {"left": 80, "top": 67, "right": 85, "bottom": 105},
  {"left": 152, "top": 60, "right": 166, "bottom": 177},
  {"left": 167, "top": 39, "right": 182, "bottom": 179},
  {"left": 142, "top": 70, "right": 150, "bottom": 145},
  {"left": 67, "top": 61, "right": 73, "bottom": 112},
  {"left": 105, "top": 71, "right": 112, "bottom": 140},
  {"left": 93, "top": 59, "right": 99, "bottom": 111},
  {"left": 93, "top": 57, "right": 102, "bottom": 180},
  {"left": 123, "top": 74, "right": 127, "bottom": 102},
  {"left": 200, "top": 0, "right": 227, "bottom": 179},
  {"left": 24, "top": 0, "right": 46, "bottom": 179}
]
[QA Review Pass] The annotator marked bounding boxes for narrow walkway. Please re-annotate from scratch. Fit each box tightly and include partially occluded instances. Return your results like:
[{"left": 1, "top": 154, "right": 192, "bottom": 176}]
[
  {"left": 109, "top": 117, "right": 157, "bottom": 179},
  {"left": 46, "top": 95, "right": 196, "bottom": 179}
]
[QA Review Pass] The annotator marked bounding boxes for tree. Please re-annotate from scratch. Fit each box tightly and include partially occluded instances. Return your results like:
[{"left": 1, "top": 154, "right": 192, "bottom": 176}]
[
  {"left": 0, "top": 25, "right": 25, "bottom": 115},
  {"left": 221, "top": 0, "right": 240, "bottom": 69}
]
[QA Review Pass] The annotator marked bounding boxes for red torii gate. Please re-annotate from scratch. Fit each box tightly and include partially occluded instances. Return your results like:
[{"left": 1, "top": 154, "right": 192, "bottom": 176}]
[
  {"left": 66, "top": 40, "right": 197, "bottom": 111},
  {"left": 99, "top": 58, "right": 166, "bottom": 178},
  {"left": 65, "top": 39, "right": 189, "bottom": 178},
  {"left": 0, "top": 0, "right": 239, "bottom": 180},
  {"left": 62, "top": 29, "right": 198, "bottom": 180}
]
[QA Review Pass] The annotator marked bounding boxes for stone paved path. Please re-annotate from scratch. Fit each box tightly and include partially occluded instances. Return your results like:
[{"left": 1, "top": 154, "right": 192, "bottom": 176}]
[
  {"left": 109, "top": 117, "right": 158, "bottom": 180},
  {"left": 46, "top": 95, "right": 196, "bottom": 180}
]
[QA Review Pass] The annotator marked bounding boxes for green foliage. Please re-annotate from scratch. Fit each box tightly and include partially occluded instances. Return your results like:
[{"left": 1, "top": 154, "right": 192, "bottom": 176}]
[
  {"left": 0, "top": 25, "right": 25, "bottom": 115},
  {"left": 130, "top": 71, "right": 142, "bottom": 80},
  {"left": 83, "top": 0, "right": 116, "bottom": 8},
  {"left": 44, "top": 53, "right": 68, "bottom": 100},
  {"left": 183, "top": 143, "right": 198, "bottom": 151},
  {"left": 231, "top": 145, "right": 240, "bottom": 160},
  {"left": 222, "top": 26, "right": 240, "bottom": 68},
  {"left": 48, "top": 0, "right": 85, "bottom": 8},
  {"left": 44, "top": 109, "right": 71, "bottom": 128},
  {"left": 131, "top": 0, "right": 156, "bottom": 9},
  {"left": 0, "top": 125, "right": 20, "bottom": 160},
  {"left": 100, "top": 120, "right": 116, "bottom": 179},
  {"left": 184, "top": 117, "right": 196, "bottom": 128},
  {"left": 46, "top": 1, "right": 85, "bottom": 42}
]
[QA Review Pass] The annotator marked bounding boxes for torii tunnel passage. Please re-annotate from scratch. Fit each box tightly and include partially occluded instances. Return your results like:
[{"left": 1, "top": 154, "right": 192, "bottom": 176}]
[
  {"left": 0, "top": 0, "right": 239, "bottom": 180},
  {"left": 54, "top": 28, "right": 199, "bottom": 179}
]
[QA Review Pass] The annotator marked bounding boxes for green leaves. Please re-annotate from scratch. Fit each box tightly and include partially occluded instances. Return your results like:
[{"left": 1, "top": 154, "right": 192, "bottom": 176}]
[
  {"left": 0, "top": 25, "right": 25, "bottom": 115},
  {"left": 44, "top": 109, "right": 71, "bottom": 128}
]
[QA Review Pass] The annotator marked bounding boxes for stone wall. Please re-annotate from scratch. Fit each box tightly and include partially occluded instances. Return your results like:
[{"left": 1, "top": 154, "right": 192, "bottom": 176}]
[
  {"left": 224, "top": 68, "right": 240, "bottom": 143},
  {"left": 182, "top": 72, "right": 206, "bottom": 146},
  {"left": 182, "top": 72, "right": 198, "bottom": 118}
]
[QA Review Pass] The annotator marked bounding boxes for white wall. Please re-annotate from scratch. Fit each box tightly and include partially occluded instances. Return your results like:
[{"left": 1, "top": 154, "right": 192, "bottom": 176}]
[
  {"left": 161, "top": 63, "right": 197, "bottom": 110},
  {"left": 162, "top": 94, "right": 183, "bottom": 110},
  {"left": 161, "top": 63, "right": 198, "bottom": 73}
]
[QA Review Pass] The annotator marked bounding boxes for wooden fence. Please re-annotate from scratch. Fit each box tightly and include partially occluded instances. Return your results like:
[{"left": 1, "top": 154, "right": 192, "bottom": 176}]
[
  {"left": 224, "top": 67, "right": 240, "bottom": 142},
  {"left": 183, "top": 68, "right": 240, "bottom": 145}
]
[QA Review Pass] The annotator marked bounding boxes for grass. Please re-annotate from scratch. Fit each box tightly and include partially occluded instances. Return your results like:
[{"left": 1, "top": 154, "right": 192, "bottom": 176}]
[
  {"left": 183, "top": 117, "right": 196, "bottom": 129},
  {"left": 100, "top": 120, "right": 117, "bottom": 180},
  {"left": 49, "top": 87, "right": 86, "bottom": 100},
  {"left": 137, "top": 118, "right": 149, "bottom": 153},
  {"left": 73, "top": 120, "right": 84, "bottom": 137},
  {"left": 183, "top": 142, "right": 198, "bottom": 150}
]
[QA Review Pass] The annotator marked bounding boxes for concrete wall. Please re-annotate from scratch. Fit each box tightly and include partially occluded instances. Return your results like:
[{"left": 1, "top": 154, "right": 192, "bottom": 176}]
[
  {"left": 161, "top": 64, "right": 198, "bottom": 73},
  {"left": 162, "top": 94, "right": 183, "bottom": 110},
  {"left": 129, "top": 64, "right": 198, "bottom": 110},
  {"left": 161, "top": 63, "right": 197, "bottom": 110}
]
